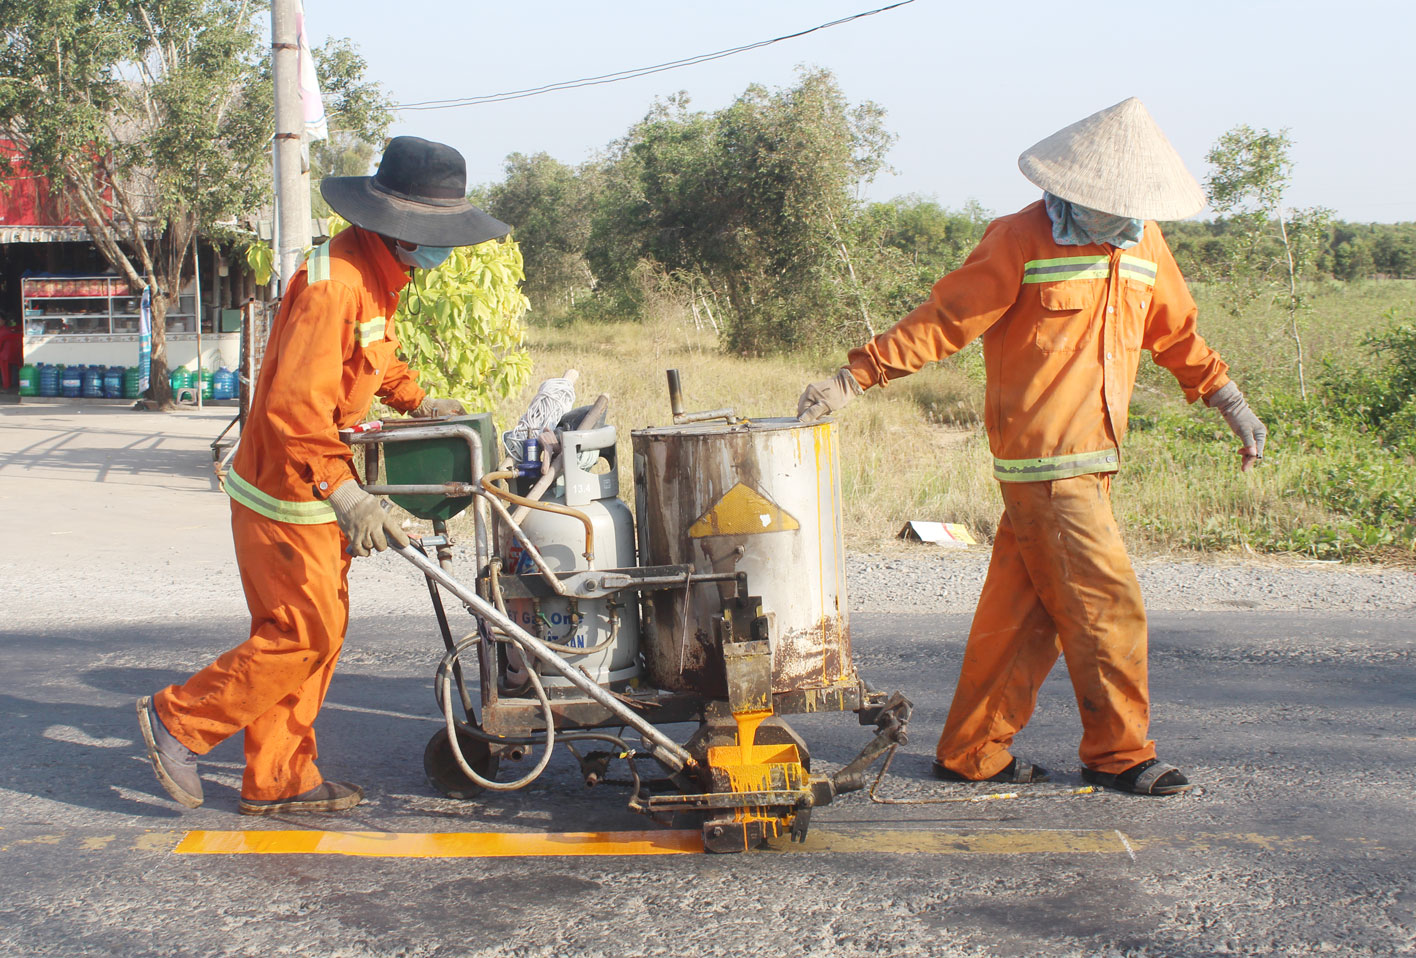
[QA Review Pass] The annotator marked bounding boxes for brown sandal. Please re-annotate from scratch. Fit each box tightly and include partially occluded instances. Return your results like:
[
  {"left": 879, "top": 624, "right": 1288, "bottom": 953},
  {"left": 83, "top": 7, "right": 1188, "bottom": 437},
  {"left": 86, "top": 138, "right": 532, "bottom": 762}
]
[{"left": 1083, "top": 759, "right": 1192, "bottom": 795}]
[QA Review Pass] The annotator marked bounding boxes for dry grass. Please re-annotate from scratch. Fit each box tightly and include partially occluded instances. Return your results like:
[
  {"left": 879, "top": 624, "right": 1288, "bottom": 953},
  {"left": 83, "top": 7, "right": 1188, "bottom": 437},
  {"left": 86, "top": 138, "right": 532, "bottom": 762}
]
[
  {"left": 481, "top": 279, "right": 1414, "bottom": 557},
  {"left": 496, "top": 319, "right": 999, "bottom": 551}
]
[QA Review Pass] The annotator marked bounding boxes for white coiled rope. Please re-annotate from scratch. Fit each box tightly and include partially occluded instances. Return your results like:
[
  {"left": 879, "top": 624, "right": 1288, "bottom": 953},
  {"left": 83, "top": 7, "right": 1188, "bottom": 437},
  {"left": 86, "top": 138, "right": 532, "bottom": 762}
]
[{"left": 503, "top": 375, "right": 577, "bottom": 460}]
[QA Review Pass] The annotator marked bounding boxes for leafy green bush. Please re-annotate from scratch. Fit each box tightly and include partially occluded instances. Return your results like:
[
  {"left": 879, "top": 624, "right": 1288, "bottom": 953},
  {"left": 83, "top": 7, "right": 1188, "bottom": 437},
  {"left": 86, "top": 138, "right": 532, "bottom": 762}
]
[
  {"left": 1315, "top": 310, "right": 1416, "bottom": 456},
  {"left": 328, "top": 214, "right": 533, "bottom": 412}
]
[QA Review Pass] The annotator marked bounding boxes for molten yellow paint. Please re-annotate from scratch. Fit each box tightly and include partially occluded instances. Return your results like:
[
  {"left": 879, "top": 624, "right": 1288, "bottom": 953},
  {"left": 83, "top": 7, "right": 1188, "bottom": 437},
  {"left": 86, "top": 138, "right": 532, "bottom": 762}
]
[
  {"left": 688, "top": 483, "right": 800, "bottom": 538},
  {"left": 734, "top": 707, "right": 771, "bottom": 751},
  {"left": 175, "top": 829, "right": 704, "bottom": 858}
]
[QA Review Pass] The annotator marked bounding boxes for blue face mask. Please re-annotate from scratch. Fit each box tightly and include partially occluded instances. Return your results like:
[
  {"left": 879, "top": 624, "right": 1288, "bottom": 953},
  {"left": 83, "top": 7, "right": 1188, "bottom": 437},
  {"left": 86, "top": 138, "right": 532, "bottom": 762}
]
[
  {"left": 395, "top": 243, "right": 454, "bottom": 270},
  {"left": 1043, "top": 192, "right": 1144, "bottom": 249}
]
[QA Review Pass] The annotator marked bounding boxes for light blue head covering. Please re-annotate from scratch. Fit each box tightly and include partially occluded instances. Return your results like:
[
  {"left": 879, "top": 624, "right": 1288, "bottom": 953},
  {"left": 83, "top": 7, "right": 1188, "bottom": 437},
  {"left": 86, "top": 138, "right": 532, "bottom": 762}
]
[{"left": 1044, "top": 192, "right": 1144, "bottom": 249}]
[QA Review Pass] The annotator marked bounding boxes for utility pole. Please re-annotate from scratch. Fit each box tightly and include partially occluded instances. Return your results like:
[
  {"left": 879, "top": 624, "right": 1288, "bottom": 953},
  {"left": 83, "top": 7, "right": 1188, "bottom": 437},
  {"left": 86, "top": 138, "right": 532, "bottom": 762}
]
[{"left": 270, "top": 0, "right": 310, "bottom": 293}]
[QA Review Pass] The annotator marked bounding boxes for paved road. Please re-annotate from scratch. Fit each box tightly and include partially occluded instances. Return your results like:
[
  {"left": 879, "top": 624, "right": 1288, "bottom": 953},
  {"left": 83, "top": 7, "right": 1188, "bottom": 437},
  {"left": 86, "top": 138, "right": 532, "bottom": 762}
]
[
  {"left": 3, "top": 403, "right": 1413, "bottom": 956},
  {"left": 2, "top": 606, "right": 1413, "bottom": 958}
]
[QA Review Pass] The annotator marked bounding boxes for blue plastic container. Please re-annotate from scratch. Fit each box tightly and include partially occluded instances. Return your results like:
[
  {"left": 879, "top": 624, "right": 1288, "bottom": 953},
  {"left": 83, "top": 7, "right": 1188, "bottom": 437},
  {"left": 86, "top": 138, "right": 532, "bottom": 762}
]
[
  {"left": 82, "top": 365, "right": 106, "bottom": 398},
  {"left": 39, "top": 364, "right": 60, "bottom": 397},
  {"left": 61, "top": 366, "right": 84, "bottom": 398},
  {"left": 212, "top": 367, "right": 236, "bottom": 400},
  {"left": 104, "top": 365, "right": 126, "bottom": 398}
]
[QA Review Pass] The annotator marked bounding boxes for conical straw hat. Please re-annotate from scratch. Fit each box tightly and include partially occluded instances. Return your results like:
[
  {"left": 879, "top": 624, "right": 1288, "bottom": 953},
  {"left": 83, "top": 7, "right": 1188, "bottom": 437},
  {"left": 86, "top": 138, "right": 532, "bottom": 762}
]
[{"left": 1018, "top": 97, "right": 1206, "bottom": 220}]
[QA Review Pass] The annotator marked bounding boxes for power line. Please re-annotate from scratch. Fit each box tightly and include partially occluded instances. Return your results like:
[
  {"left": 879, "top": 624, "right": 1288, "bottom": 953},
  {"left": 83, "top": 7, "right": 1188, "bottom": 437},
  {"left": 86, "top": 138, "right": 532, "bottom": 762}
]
[{"left": 393, "top": 1, "right": 917, "bottom": 112}]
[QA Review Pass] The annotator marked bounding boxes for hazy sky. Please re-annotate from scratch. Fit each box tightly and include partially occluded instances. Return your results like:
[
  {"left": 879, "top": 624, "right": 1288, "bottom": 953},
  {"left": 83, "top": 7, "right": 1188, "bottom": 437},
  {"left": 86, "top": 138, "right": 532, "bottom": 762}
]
[{"left": 303, "top": 0, "right": 1414, "bottom": 222}]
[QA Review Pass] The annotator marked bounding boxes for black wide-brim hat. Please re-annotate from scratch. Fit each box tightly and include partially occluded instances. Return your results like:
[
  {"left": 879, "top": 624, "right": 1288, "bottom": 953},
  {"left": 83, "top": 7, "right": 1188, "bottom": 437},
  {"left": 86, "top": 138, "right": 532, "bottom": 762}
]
[{"left": 320, "top": 135, "right": 510, "bottom": 248}]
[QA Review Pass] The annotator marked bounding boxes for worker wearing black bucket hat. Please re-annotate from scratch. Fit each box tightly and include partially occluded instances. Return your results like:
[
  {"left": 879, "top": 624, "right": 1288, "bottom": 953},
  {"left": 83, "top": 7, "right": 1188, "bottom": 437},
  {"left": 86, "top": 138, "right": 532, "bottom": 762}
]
[
  {"left": 138, "top": 136, "right": 511, "bottom": 815},
  {"left": 321, "top": 135, "right": 509, "bottom": 250}
]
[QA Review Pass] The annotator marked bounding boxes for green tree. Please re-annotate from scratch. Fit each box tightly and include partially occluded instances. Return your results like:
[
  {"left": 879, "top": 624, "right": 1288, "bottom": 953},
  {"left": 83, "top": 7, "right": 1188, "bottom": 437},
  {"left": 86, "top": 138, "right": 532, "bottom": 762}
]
[
  {"left": 584, "top": 69, "right": 895, "bottom": 353},
  {"left": 327, "top": 215, "right": 532, "bottom": 412},
  {"left": 306, "top": 38, "right": 392, "bottom": 217},
  {"left": 485, "top": 152, "right": 594, "bottom": 313},
  {"left": 0, "top": 0, "right": 275, "bottom": 405},
  {"left": 1205, "top": 125, "right": 1332, "bottom": 398}
]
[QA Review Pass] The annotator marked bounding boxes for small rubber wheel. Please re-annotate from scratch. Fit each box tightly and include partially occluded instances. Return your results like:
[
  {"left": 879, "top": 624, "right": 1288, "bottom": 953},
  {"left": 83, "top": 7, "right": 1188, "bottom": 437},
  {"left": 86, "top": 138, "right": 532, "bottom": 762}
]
[{"left": 424, "top": 726, "right": 501, "bottom": 799}]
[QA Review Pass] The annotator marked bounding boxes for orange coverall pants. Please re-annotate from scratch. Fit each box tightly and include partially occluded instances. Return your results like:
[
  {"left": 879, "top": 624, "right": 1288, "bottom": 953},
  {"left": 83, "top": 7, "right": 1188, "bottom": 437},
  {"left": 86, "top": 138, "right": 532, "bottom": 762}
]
[
  {"left": 154, "top": 501, "right": 351, "bottom": 801},
  {"left": 935, "top": 472, "right": 1156, "bottom": 778}
]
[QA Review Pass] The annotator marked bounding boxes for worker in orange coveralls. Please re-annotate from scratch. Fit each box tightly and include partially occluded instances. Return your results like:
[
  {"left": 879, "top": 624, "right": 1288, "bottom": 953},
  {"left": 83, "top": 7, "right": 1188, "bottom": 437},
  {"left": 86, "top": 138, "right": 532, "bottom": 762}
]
[
  {"left": 798, "top": 99, "right": 1267, "bottom": 796},
  {"left": 137, "top": 136, "right": 511, "bottom": 814}
]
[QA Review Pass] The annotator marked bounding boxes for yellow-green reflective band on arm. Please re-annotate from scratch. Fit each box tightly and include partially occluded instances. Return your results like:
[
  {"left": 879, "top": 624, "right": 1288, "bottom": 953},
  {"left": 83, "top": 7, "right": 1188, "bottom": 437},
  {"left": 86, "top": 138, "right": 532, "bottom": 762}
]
[
  {"left": 993, "top": 448, "right": 1120, "bottom": 482},
  {"left": 1118, "top": 255, "right": 1158, "bottom": 286},
  {"left": 225, "top": 467, "right": 336, "bottom": 524},
  {"left": 307, "top": 242, "right": 332, "bottom": 284},
  {"left": 356, "top": 316, "right": 386, "bottom": 346},
  {"left": 1022, "top": 256, "right": 1110, "bottom": 284}
]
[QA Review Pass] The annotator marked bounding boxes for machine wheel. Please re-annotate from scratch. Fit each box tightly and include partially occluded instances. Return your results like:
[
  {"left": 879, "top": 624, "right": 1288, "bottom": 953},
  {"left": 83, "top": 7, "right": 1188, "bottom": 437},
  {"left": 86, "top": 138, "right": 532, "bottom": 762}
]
[{"left": 424, "top": 725, "right": 501, "bottom": 799}]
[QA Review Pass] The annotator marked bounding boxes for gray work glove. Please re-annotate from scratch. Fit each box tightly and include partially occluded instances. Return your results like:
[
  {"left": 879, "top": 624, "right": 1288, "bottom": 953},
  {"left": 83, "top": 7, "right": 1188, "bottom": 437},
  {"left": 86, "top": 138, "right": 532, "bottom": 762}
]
[
  {"left": 797, "top": 367, "right": 864, "bottom": 423},
  {"left": 413, "top": 397, "right": 467, "bottom": 419},
  {"left": 1205, "top": 381, "right": 1267, "bottom": 472},
  {"left": 328, "top": 482, "right": 409, "bottom": 557}
]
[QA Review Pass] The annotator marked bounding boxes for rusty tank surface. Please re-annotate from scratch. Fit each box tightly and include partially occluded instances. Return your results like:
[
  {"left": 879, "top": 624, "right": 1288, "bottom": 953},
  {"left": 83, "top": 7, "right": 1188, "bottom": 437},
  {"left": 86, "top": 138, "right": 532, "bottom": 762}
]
[{"left": 631, "top": 416, "right": 854, "bottom": 699}]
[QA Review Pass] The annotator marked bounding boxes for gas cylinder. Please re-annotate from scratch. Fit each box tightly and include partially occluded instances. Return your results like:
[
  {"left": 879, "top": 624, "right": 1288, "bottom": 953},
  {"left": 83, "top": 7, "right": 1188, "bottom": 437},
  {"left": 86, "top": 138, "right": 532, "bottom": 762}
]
[
  {"left": 631, "top": 417, "right": 855, "bottom": 699},
  {"left": 502, "top": 424, "right": 641, "bottom": 688}
]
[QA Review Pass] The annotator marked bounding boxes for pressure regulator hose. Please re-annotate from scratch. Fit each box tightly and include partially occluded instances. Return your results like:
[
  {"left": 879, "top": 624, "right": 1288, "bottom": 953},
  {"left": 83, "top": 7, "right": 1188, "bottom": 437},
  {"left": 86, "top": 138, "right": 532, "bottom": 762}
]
[{"left": 437, "top": 631, "right": 555, "bottom": 791}]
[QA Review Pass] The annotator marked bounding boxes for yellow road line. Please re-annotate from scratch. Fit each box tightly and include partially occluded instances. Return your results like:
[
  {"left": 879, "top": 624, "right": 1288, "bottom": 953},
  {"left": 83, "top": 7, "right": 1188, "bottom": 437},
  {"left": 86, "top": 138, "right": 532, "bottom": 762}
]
[
  {"left": 175, "top": 829, "right": 704, "bottom": 857},
  {"left": 3, "top": 827, "right": 1389, "bottom": 859},
  {"left": 173, "top": 827, "right": 1131, "bottom": 858}
]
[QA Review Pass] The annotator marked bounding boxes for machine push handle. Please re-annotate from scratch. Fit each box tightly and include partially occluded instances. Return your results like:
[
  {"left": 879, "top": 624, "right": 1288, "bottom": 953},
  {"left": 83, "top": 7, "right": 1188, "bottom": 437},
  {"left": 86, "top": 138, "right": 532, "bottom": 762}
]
[{"left": 391, "top": 543, "right": 695, "bottom": 774}]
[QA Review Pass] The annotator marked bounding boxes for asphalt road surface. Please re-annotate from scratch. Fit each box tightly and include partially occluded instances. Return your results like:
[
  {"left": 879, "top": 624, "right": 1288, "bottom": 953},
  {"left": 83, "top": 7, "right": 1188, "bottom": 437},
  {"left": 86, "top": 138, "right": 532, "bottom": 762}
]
[{"left": 2, "top": 608, "right": 1413, "bottom": 958}]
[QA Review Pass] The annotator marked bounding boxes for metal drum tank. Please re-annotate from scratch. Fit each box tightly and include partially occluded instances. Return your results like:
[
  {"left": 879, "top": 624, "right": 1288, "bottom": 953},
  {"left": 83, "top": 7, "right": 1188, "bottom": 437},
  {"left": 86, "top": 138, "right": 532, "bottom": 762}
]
[{"left": 631, "top": 417, "right": 854, "bottom": 699}]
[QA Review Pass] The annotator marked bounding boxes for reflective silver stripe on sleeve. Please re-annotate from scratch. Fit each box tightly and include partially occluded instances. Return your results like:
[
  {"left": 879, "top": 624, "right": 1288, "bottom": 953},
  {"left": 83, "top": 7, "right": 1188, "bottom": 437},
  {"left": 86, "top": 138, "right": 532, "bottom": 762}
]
[
  {"left": 307, "top": 241, "right": 332, "bottom": 284},
  {"left": 225, "top": 467, "right": 337, "bottom": 524},
  {"left": 993, "top": 448, "right": 1120, "bottom": 482},
  {"left": 355, "top": 316, "right": 386, "bottom": 346}
]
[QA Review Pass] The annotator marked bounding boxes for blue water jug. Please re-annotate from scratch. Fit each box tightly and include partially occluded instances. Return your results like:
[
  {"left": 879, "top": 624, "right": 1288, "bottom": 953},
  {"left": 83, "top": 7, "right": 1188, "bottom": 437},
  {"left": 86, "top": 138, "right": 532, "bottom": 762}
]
[
  {"left": 212, "top": 367, "right": 236, "bottom": 400},
  {"left": 104, "top": 365, "right": 125, "bottom": 398},
  {"left": 61, "top": 365, "right": 83, "bottom": 398},
  {"left": 39, "top": 364, "right": 60, "bottom": 397},
  {"left": 82, "top": 365, "right": 106, "bottom": 398}
]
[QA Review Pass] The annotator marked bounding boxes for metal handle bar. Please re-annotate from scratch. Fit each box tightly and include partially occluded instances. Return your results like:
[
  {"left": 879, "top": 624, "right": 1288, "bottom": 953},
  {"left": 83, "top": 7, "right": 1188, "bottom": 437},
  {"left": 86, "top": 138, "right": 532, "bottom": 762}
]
[{"left": 393, "top": 544, "right": 694, "bottom": 774}]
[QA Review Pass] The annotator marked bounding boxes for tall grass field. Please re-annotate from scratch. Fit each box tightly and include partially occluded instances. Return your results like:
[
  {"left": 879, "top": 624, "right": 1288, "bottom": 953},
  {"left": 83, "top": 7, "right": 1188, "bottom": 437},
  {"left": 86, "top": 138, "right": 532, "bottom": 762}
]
[{"left": 493, "top": 280, "right": 1415, "bottom": 562}]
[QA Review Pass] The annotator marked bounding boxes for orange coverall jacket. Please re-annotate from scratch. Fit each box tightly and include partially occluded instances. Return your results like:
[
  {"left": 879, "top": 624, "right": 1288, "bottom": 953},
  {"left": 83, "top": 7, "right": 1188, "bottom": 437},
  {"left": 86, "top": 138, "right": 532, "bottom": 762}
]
[
  {"left": 153, "top": 226, "right": 428, "bottom": 801},
  {"left": 226, "top": 226, "right": 426, "bottom": 519},
  {"left": 846, "top": 200, "right": 1230, "bottom": 480}
]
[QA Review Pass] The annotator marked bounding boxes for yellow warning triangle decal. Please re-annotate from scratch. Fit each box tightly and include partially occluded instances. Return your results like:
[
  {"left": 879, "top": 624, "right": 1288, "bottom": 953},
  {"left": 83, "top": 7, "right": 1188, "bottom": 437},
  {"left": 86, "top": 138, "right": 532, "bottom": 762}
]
[{"left": 688, "top": 483, "right": 800, "bottom": 538}]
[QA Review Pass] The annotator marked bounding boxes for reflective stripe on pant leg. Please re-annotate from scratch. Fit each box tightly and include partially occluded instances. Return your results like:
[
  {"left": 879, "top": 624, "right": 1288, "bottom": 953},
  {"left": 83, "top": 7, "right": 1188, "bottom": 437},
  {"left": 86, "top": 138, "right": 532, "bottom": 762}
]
[
  {"left": 155, "top": 501, "right": 351, "bottom": 799},
  {"left": 1004, "top": 474, "right": 1154, "bottom": 774},
  {"left": 935, "top": 506, "right": 1063, "bottom": 779},
  {"left": 235, "top": 503, "right": 352, "bottom": 801}
]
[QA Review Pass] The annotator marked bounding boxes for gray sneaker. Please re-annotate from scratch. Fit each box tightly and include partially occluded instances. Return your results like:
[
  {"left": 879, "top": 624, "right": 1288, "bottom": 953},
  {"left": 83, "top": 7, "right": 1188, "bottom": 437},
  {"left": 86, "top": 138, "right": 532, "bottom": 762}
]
[
  {"left": 136, "top": 696, "right": 203, "bottom": 808},
  {"left": 239, "top": 781, "right": 364, "bottom": 816}
]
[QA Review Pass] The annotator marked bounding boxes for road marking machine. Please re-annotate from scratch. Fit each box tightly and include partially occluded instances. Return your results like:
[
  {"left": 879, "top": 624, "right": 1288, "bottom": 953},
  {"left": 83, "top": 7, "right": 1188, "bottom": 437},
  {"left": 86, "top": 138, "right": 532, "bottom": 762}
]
[{"left": 344, "top": 370, "right": 912, "bottom": 853}]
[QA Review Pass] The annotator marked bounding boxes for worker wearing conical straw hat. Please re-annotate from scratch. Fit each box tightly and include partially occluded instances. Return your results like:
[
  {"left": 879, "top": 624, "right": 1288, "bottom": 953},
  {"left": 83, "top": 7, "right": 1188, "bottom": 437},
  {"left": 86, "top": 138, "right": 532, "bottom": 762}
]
[{"left": 799, "top": 98, "right": 1267, "bottom": 796}]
